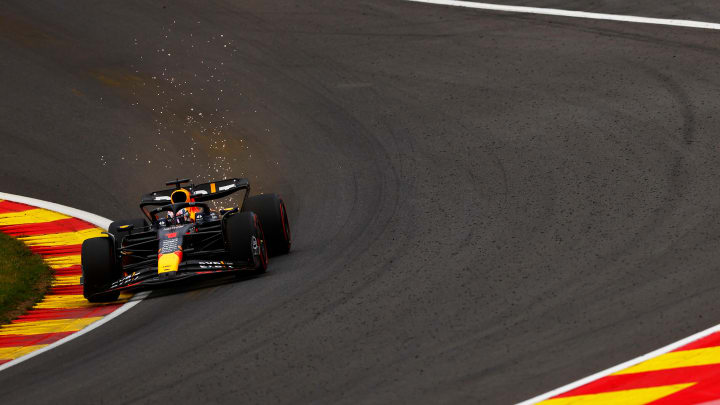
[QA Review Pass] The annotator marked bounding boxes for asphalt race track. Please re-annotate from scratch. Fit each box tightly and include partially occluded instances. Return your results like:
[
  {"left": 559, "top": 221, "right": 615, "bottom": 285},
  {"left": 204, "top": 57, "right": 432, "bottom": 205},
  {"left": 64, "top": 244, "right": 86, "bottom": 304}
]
[{"left": 1, "top": 1, "right": 720, "bottom": 403}]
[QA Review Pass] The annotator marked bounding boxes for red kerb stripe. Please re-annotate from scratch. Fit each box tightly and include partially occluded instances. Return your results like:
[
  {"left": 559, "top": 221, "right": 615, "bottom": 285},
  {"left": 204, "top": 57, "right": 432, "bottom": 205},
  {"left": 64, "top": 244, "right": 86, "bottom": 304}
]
[
  {"left": 30, "top": 244, "right": 82, "bottom": 256},
  {"left": 53, "top": 266, "right": 82, "bottom": 276},
  {"left": 48, "top": 285, "right": 83, "bottom": 295},
  {"left": 0, "top": 201, "right": 34, "bottom": 213},
  {"left": 553, "top": 364, "right": 720, "bottom": 398},
  {"left": 0, "top": 331, "right": 75, "bottom": 348},
  {"left": 0, "top": 218, "right": 96, "bottom": 236},
  {"left": 672, "top": 331, "right": 720, "bottom": 352},
  {"left": 12, "top": 305, "right": 122, "bottom": 322}
]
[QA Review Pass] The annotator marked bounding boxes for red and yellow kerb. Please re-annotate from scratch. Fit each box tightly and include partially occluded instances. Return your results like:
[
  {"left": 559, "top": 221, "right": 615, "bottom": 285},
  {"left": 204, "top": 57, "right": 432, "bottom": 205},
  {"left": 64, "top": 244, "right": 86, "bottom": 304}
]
[
  {"left": 539, "top": 332, "right": 720, "bottom": 404},
  {"left": 0, "top": 200, "right": 131, "bottom": 365}
]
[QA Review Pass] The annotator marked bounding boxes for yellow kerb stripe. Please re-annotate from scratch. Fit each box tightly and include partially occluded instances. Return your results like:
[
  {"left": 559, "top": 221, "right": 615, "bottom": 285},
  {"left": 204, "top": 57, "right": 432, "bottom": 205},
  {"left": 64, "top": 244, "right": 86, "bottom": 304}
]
[
  {"left": 19, "top": 228, "right": 105, "bottom": 247},
  {"left": 0, "top": 317, "right": 103, "bottom": 336},
  {"left": 614, "top": 346, "right": 720, "bottom": 375},
  {"left": 539, "top": 383, "right": 695, "bottom": 405},
  {"left": 44, "top": 255, "right": 81, "bottom": 269},
  {"left": 0, "top": 345, "right": 50, "bottom": 361},
  {"left": 33, "top": 295, "right": 123, "bottom": 309},
  {"left": 0, "top": 209, "right": 69, "bottom": 226},
  {"left": 52, "top": 275, "right": 81, "bottom": 286}
]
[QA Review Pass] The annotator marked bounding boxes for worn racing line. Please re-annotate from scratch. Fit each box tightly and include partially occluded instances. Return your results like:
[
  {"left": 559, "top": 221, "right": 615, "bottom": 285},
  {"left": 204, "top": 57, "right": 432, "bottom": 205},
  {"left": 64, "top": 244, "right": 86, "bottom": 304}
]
[{"left": 0, "top": 0, "right": 720, "bottom": 403}]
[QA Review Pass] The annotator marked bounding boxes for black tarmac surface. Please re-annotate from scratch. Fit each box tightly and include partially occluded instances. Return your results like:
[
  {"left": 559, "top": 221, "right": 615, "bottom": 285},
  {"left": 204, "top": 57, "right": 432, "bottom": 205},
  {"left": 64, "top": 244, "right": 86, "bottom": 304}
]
[{"left": 1, "top": 1, "right": 720, "bottom": 403}]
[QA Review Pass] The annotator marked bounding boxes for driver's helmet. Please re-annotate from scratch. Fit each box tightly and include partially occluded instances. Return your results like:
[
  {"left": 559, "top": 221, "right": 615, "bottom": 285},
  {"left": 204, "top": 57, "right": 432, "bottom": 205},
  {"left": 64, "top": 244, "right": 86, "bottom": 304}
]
[
  {"left": 170, "top": 188, "right": 198, "bottom": 224},
  {"left": 171, "top": 188, "right": 192, "bottom": 204}
]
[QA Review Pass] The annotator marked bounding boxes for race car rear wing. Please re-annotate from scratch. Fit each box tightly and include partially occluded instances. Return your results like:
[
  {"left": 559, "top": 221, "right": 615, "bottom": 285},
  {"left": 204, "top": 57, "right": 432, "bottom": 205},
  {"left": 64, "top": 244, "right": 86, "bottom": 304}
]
[{"left": 140, "top": 178, "right": 250, "bottom": 220}]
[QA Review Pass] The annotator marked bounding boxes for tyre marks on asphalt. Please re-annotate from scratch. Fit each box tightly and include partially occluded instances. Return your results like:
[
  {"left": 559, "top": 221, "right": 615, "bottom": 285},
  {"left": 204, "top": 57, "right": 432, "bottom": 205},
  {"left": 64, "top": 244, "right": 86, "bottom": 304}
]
[{"left": 0, "top": 199, "right": 130, "bottom": 366}]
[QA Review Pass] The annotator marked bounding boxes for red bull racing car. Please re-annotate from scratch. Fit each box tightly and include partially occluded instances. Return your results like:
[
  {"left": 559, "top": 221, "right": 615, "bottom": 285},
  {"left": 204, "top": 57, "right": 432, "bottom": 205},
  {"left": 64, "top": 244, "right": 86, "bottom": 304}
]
[{"left": 80, "top": 178, "right": 291, "bottom": 302}]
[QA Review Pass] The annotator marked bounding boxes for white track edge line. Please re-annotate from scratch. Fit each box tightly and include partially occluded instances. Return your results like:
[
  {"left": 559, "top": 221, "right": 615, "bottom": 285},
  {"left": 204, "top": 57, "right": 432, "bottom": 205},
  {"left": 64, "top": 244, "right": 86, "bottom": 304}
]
[
  {"left": 0, "top": 192, "right": 112, "bottom": 229},
  {"left": 0, "top": 192, "right": 147, "bottom": 372},
  {"left": 517, "top": 322, "right": 720, "bottom": 404},
  {"left": 403, "top": 0, "right": 720, "bottom": 30}
]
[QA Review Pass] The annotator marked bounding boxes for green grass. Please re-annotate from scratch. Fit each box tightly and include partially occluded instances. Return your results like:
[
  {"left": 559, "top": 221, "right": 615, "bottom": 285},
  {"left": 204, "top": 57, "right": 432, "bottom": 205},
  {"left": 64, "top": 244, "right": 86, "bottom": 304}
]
[{"left": 0, "top": 232, "right": 53, "bottom": 325}]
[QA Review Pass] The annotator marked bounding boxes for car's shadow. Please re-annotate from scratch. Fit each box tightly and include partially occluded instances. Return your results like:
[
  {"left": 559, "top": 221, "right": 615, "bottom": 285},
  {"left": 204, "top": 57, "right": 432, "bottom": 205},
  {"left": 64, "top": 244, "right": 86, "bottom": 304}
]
[{"left": 123, "top": 271, "right": 267, "bottom": 301}]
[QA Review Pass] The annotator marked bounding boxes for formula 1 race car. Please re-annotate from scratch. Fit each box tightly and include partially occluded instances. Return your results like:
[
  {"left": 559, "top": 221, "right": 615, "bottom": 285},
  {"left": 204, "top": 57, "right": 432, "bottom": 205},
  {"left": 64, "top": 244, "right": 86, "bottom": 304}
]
[{"left": 80, "top": 178, "right": 291, "bottom": 302}]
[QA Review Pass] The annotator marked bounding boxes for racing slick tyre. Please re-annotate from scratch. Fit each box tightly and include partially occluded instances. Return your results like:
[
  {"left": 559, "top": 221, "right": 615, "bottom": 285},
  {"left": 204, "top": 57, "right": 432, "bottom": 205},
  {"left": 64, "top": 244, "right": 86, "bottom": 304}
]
[
  {"left": 81, "top": 237, "right": 121, "bottom": 302},
  {"left": 225, "top": 212, "right": 268, "bottom": 274},
  {"left": 241, "top": 194, "right": 291, "bottom": 256},
  {"left": 109, "top": 218, "right": 148, "bottom": 249}
]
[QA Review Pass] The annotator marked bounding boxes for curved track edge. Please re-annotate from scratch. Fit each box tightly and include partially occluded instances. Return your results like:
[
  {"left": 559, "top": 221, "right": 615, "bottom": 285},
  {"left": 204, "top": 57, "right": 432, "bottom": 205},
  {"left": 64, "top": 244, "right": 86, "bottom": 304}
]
[
  {"left": 0, "top": 192, "right": 148, "bottom": 373},
  {"left": 521, "top": 323, "right": 720, "bottom": 403}
]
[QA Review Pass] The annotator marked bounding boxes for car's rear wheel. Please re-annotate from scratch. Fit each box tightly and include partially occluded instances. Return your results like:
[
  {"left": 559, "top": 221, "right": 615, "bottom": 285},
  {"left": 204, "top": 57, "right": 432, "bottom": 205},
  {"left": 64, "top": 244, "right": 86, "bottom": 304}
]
[
  {"left": 81, "top": 237, "right": 121, "bottom": 302},
  {"left": 225, "top": 212, "right": 268, "bottom": 274},
  {"left": 241, "top": 194, "right": 291, "bottom": 256}
]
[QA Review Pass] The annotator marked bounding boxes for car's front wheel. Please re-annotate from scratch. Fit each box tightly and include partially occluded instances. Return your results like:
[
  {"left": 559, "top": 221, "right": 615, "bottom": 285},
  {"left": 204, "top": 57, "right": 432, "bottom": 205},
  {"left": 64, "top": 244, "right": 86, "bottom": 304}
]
[
  {"left": 81, "top": 237, "right": 121, "bottom": 302},
  {"left": 225, "top": 212, "right": 268, "bottom": 274}
]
